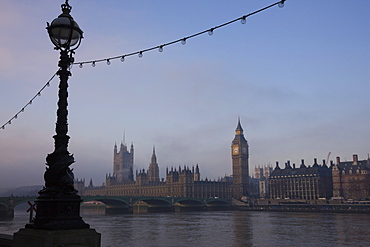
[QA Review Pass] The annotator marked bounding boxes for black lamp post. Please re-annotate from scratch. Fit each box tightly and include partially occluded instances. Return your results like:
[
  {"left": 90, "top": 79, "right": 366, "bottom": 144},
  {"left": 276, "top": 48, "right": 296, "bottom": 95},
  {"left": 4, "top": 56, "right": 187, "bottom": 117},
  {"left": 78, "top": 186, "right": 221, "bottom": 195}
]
[{"left": 27, "top": 0, "right": 89, "bottom": 230}]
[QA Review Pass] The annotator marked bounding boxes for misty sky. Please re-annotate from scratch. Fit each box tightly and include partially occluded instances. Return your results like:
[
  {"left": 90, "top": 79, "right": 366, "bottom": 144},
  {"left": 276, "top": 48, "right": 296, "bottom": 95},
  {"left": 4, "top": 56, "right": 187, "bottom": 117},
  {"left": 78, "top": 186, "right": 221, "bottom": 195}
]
[{"left": 0, "top": 0, "right": 369, "bottom": 188}]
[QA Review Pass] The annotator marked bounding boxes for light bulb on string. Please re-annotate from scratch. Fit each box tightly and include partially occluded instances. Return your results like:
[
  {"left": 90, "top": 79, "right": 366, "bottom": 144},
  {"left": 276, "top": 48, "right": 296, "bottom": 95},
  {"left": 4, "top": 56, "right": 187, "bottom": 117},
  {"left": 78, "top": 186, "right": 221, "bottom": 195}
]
[
  {"left": 138, "top": 52, "right": 143, "bottom": 58},
  {"left": 38, "top": 92, "right": 41, "bottom": 96},
  {"left": 92, "top": 61, "right": 96, "bottom": 67},
  {"left": 241, "top": 16, "right": 247, "bottom": 24},
  {"left": 8, "top": 120, "right": 11, "bottom": 125},
  {"left": 29, "top": 100, "right": 32, "bottom": 105},
  {"left": 46, "top": 83, "right": 50, "bottom": 87},
  {"left": 181, "top": 39, "right": 187, "bottom": 45},
  {"left": 79, "top": 63, "right": 83, "bottom": 68},
  {"left": 120, "top": 56, "right": 125, "bottom": 62},
  {"left": 1, "top": 126, "right": 4, "bottom": 130},
  {"left": 21, "top": 108, "right": 24, "bottom": 112},
  {"left": 14, "top": 115, "right": 18, "bottom": 119},
  {"left": 158, "top": 46, "right": 164, "bottom": 52},
  {"left": 107, "top": 59, "right": 111, "bottom": 65},
  {"left": 208, "top": 29, "right": 214, "bottom": 36},
  {"left": 278, "top": 1, "right": 285, "bottom": 8}
]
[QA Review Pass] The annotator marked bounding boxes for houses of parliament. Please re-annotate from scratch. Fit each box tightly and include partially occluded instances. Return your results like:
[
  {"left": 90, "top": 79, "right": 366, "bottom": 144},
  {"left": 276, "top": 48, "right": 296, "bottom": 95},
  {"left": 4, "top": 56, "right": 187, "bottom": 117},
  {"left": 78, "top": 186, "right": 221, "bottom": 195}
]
[{"left": 76, "top": 119, "right": 249, "bottom": 199}]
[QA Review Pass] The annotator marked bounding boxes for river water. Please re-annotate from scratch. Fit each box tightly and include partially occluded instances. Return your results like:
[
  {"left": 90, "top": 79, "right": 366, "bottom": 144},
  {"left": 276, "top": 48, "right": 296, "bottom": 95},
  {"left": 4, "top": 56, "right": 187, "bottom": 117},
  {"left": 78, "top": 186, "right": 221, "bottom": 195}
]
[{"left": 1, "top": 209, "right": 370, "bottom": 246}]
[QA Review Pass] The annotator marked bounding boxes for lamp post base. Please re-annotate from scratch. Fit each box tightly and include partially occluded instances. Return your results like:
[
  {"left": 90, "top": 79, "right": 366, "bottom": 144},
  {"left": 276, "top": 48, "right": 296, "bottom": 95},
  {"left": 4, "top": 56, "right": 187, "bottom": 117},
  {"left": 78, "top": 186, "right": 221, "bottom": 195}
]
[
  {"left": 13, "top": 228, "right": 101, "bottom": 247},
  {"left": 26, "top": 193, "right": 90, "bottom": 230}
]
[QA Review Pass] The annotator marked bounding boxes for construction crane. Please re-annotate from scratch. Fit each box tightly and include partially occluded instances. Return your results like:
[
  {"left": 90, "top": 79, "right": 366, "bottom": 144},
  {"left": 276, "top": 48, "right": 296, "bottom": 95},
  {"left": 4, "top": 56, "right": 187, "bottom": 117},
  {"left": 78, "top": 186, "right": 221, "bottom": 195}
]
[{"left": 326, "top": 152, "right": 331, "bottom": 166}]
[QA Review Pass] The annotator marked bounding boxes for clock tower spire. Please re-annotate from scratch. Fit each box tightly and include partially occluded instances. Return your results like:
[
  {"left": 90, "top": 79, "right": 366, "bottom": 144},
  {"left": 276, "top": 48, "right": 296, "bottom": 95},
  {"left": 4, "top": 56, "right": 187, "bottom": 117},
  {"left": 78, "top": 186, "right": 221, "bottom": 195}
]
[{"left": 231, "top": 118, "right": 249, "bottom": 199}]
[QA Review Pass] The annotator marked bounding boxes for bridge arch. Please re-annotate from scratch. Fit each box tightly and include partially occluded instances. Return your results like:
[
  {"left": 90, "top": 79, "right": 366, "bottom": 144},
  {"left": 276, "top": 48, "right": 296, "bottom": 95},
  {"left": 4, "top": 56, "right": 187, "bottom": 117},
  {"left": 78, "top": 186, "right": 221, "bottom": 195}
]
[
  {"left": 12, "top": 197, "right": 37, "bottom": 208},
  {"left": 206, "top": 198, "right": 230, "bottom": 205},
  {"left": 173, "top": 198, "right": 205, "bottom": 211},
  {"left": 82, "top": 197, "right": 129, "bottom": 206},
  {"left": 81, "top": 196, "right": 132, "bottom": 214},
  {"left": 205, "top": 198, "right": 231, "bottom": 210},
  {"left": 175, "top": 197, "right": 204, "bottom": 206},
  {"left": 131, "top": 197, "right": 173, "bottom": 212},
  {"left": 0, "top": 203, "right": 7, "bottom": 210},
  {"left": 131, "top": 196, "right": 172, "bottom": 206}
]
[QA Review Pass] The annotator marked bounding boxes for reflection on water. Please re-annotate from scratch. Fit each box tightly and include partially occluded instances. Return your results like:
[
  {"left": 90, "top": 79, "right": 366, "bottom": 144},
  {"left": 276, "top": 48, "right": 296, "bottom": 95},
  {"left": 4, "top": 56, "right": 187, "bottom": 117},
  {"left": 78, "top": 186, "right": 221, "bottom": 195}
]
[
  {"left": 233, "top": 211, "right": 253, "bottom": 247},
  {"left": 1, "top": 209, "right": 370, "bottom": 247}
]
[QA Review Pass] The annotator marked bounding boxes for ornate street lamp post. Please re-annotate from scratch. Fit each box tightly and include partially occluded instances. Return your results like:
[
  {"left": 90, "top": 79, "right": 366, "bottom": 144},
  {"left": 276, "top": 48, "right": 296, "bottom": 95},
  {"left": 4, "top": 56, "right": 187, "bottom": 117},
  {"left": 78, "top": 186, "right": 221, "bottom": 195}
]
[
  {"left": 13, "top": 2, "right": 100, "bottom": 246},
  {"left": 27, "top": 0, "right": 88, "bottom": 230}
]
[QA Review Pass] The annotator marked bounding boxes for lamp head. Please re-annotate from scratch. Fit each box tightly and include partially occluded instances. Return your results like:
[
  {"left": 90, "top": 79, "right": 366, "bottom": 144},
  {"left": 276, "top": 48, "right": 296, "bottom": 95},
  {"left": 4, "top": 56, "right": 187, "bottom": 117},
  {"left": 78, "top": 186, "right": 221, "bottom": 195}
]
[{"left": 47, "top": 0, "right": 83, "bottom": 51}]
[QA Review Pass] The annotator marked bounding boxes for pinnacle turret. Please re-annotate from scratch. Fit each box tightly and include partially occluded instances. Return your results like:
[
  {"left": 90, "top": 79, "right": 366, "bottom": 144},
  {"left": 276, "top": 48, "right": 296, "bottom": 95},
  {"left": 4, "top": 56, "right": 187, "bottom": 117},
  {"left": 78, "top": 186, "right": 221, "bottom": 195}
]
[{"left": 236, "top": 117, "right": 244, "bottom": 134}]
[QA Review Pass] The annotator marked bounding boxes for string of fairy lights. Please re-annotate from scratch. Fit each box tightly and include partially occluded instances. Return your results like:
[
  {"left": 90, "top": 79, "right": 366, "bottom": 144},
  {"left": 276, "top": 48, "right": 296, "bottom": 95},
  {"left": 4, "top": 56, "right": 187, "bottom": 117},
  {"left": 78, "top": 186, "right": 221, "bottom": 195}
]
[
  {"left": 1, "top": 71, "right": 59, "bottom": 130},
  {"left": 1, "top": 0, "right": 286, "bottom": 131},
  {"left": 74, "top": 0, "right": 286, "bottom": 67}
]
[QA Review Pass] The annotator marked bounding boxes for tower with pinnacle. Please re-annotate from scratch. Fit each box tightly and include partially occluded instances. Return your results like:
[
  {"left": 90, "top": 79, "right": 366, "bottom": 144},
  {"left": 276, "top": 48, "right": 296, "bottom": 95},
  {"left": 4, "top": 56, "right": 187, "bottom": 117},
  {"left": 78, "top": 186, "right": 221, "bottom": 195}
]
[
  {"left": 148, "top": 146, "right": 160, "bottom": 182},
  {"left": 231, "top": 118, "right": 249, "bottom": 199},
  {"left": 113, "top": 141, "right": 134, "bottom": 183}
]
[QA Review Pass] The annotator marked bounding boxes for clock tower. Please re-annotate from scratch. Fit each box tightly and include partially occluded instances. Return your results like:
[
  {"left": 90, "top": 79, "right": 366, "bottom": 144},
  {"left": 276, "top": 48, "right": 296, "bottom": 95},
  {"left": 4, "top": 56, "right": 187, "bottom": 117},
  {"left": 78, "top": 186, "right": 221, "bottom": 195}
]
[{"left": 231, "top": 118, "right": 249, "bottom": 199}]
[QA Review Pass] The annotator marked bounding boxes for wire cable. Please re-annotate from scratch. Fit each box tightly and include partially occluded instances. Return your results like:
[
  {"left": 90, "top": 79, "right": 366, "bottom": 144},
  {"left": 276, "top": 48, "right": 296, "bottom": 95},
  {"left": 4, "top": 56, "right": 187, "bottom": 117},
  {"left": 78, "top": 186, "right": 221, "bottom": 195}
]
[
  {"left": 1, "top": 70, "right": 59, "bottom": 130},
  {"left": 74, "top": 0, "right": 286, "bottom": 67}
]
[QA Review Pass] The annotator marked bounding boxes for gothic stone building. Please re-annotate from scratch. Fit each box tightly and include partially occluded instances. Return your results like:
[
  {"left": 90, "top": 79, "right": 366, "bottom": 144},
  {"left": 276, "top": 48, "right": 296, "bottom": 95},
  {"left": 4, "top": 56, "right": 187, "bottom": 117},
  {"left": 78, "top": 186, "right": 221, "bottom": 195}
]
[
  {"left": 332, "top": 154, "right": 370, "bottom": 200},
  {"left": 269, "top": 159, "right": 333, "bottom": 200},
  {"left": 113, "top": 142, "right": 134, "bottom": 183},
  {"left": 254, "top": 165, "right": 273, "bottom": 198},
  {"left": 79, "top": 120, "right": 250, "bottom": 200}
]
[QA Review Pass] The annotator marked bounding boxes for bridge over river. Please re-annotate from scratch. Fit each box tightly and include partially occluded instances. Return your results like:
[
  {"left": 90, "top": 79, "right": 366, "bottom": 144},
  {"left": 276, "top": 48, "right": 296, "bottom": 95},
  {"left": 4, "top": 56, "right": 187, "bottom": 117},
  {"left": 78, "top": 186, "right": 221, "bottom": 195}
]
[{"left": 0, "top": 196, "right": 231, "bottom": 219}]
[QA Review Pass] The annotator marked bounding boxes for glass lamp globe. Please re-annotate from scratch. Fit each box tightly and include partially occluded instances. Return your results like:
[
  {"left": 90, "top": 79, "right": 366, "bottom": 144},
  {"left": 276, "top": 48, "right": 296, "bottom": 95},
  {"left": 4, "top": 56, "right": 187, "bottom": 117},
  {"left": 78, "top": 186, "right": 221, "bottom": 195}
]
[{"left": 47, "top": 2, "right": 83, "bottom": 51}]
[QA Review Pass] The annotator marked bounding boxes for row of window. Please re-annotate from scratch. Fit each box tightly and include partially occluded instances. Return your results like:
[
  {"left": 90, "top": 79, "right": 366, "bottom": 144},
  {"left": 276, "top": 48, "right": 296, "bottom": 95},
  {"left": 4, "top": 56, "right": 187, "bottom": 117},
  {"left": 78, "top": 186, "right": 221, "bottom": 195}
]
[{"left": 84, "top": 184, "right": 232, "bottom": 198}]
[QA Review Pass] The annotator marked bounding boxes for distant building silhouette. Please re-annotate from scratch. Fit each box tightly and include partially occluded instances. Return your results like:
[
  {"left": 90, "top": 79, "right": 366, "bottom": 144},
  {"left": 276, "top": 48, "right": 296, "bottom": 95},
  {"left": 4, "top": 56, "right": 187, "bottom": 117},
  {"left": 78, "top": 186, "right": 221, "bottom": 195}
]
[
  {"left": 75, "top": 123, "right": 370, "bottom": 202},
  {"left": 77, "top": 119, "right": 250, "bottom": 200},
  {"left": 113, "top": 142, "right": 134, "bottom": 183}
]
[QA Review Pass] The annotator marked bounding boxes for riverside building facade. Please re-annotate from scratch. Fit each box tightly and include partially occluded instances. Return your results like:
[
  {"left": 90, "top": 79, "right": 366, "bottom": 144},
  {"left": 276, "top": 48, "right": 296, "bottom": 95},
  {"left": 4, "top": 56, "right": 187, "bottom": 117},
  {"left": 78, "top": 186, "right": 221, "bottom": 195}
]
[
  {"left": 266, "top": 154, "right": 370, "bottom": 201},
  {"left": 332, "top": 154, "right": 370, "bottom": 200},
  {"left": 269, "top": 159, "right": 333, "bottom": 200}
]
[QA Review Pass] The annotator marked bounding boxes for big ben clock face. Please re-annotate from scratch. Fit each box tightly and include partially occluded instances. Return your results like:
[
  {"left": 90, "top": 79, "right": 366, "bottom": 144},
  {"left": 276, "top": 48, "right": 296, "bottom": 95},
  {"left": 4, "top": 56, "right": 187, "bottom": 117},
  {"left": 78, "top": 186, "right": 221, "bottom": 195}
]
[
  {"left": 242, "top": 147, "right": 247, "bottom": 154},
  {"left": 233, "top": 146, "right": 239, "bottom": 154}
]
